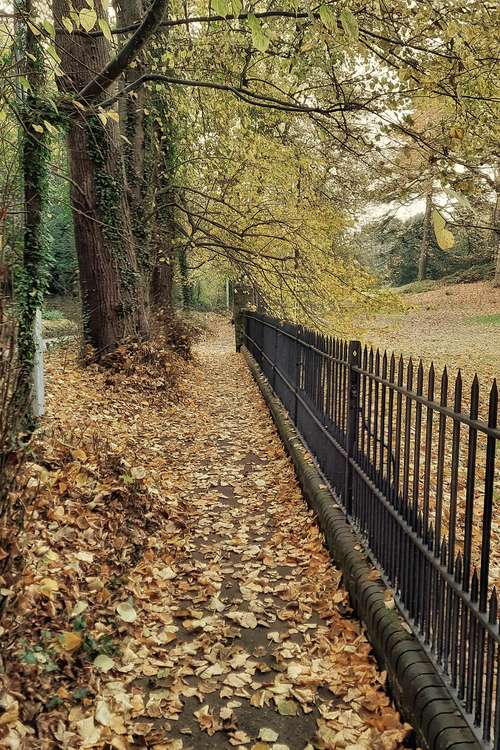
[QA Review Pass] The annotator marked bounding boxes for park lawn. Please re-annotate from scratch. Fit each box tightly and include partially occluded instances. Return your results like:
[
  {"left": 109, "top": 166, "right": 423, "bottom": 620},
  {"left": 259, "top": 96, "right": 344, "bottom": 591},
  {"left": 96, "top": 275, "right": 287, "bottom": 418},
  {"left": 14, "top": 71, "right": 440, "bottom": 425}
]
[{"left": 363, "top": 281, "right": 500, "bottom": 394}]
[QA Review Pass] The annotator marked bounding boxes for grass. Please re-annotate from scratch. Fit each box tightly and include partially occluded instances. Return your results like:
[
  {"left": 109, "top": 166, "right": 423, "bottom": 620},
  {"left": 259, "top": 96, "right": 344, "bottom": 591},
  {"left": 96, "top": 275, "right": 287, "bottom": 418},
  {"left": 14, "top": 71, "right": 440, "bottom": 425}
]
[
  {"left": 42, "top": 296, "right": 81, "bottom": 340},
  {"left": 465, "top": 313, "right": 500, "bottom": 326},
  {"left": 391, "top": 279, "right": 438, "bottom": 295},
  {"left": 42, "top": 308, "right": 66, "bottom": 321},
  {"left": 363, "top": 281, "right": 499, "bottom": 394},
  {"left": 42, "top": 318, "right": 79, "bottom": 338}
]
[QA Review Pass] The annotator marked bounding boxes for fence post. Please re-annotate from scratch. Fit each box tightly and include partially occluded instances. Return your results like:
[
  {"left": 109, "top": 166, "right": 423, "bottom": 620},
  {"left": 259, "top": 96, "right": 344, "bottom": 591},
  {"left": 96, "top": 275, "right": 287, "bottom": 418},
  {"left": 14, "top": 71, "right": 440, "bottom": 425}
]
[
  {"left": 272, "top": 323, "right": 278, "bottom": 391},
  {"left": 294, "top": 325, "right": 303, "bottom": 425},
  {"left": 345, "top": 340, "right": 361, "bottom": 514},
  {"left": 233, "top": 281, "right": 253, "bottom": 352}
]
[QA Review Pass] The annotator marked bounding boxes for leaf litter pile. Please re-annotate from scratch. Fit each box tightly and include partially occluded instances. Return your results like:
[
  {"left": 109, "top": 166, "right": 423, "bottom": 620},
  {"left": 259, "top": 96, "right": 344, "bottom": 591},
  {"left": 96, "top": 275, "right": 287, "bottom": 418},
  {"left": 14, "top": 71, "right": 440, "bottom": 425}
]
[{"left": 0, "top": 319, "right": 412, "bottom": 749}]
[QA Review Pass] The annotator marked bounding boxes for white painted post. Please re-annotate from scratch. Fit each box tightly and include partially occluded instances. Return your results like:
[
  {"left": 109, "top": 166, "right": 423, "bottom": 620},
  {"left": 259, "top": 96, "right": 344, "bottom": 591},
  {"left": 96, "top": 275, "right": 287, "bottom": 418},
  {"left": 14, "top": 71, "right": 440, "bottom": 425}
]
[{"left": 32, "top": 308, "right": 45, "bottom": 418}]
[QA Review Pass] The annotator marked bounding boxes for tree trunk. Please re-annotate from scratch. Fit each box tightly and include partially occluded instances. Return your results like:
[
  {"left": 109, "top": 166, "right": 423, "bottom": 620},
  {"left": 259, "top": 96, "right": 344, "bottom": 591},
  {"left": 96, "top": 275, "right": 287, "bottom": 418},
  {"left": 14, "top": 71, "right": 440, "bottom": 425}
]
[
  {"left": 178, "top": 246, "right": 193, "bottom": 307},
  {"left": 17, "top": 0, "right": 49, "bottom": 420},
  {"left": 492, "top": 179, "right": 500, "bottom": 288},
  {"left": 418, "top": 192, "right": 432, "bottom": 281},
  {"left": 150, "top": 115, "right": 177, "bottom": 308},
  {"left": 151, "top": 259, "right": 174, "bottom": 308},
  {"left": 116, "top": 0, "right": 157, "bottom": 282},
  {"left": 54, "top": 0, "right": 149, "bottom": 353}
]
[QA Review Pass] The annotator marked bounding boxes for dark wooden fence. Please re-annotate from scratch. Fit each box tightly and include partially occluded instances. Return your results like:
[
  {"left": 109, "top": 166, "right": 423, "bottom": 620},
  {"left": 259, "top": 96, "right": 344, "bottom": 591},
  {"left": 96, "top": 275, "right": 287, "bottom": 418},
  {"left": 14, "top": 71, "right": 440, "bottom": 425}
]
[{"left": 243, "top": 311, "right": 500, "bottom": 748}]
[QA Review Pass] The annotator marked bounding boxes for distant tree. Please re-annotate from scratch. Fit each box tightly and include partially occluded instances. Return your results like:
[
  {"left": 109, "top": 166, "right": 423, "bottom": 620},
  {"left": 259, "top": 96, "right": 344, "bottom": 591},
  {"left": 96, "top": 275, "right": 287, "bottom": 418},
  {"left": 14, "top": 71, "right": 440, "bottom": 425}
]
[{"left": 362, "top": 206, "right": 492, "bottom": 288}]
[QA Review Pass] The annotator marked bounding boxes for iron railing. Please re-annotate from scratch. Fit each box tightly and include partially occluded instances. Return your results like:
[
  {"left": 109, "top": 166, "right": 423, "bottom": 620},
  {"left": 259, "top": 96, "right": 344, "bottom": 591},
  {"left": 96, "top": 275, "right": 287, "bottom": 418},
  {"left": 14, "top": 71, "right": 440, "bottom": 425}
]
[{"left": 243, "top": 311, "right": 500, "bottom": 748}]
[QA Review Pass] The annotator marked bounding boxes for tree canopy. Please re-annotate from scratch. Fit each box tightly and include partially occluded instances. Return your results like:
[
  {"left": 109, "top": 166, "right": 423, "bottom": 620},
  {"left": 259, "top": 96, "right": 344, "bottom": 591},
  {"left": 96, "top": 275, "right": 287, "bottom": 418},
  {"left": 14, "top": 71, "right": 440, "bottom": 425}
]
[{"left": 0, "top": 0, "right": 499, "bottom": 356}]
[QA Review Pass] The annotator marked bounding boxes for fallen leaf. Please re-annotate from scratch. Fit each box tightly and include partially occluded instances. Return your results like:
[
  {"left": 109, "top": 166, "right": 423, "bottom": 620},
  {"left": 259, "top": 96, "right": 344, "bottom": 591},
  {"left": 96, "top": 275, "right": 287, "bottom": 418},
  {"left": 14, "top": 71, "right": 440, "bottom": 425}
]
[
  {"left": 94, "top": 654, "right": 115, "bottom": 672},
  {"left": 60, "top": 631, "right": 83, "bottom": 652},
  {"left": 259, "top": 728, "right": 279, "bottom": 742},
  {"left": 116, "top": 601, "right": 137, "bottom": 622}
]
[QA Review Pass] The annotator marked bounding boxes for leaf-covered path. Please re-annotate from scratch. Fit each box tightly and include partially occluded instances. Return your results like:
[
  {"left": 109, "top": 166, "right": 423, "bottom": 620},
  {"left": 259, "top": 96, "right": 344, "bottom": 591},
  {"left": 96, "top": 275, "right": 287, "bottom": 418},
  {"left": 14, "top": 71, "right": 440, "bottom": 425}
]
[
  {"left": 1, "top": 320, "right": 409, "bottom": 749},
  {"left": 127, "top": 322, "right": 409, "bottom": 750}
]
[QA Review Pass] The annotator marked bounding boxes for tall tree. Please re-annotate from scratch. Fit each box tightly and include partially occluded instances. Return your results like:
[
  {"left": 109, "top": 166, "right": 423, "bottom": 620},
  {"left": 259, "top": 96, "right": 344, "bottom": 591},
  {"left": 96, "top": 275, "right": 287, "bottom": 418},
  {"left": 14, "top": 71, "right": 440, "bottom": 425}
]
[{"left": 54, "top": 0, "right": 151, "bottom": 353}]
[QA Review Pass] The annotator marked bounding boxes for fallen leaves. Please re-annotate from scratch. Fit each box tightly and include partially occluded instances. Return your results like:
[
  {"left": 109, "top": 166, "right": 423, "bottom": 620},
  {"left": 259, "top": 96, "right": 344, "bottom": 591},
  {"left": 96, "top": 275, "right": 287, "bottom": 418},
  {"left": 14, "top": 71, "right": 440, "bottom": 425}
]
[
  {"left": 116, "top": 601, "right": 137, "bottom": 623},
  {"left": 0, "top": 319, "right": 411, "bottom": 750},
  {"left": 60, "top": 631, "right": 83, "bottom": 652},
  {"left": 226, "top": 610, "right": 258, "bottom": 628},
  {"left": 93, "top": 655, "right": 115, "bottom": 672}
]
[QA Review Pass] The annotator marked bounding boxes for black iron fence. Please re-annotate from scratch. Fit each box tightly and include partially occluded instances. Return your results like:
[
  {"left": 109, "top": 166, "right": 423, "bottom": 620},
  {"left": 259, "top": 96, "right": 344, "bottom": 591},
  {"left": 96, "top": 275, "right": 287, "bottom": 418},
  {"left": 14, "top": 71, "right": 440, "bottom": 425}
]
[{"left": 243, "top": 311, "right": 500, "bottom": 748}]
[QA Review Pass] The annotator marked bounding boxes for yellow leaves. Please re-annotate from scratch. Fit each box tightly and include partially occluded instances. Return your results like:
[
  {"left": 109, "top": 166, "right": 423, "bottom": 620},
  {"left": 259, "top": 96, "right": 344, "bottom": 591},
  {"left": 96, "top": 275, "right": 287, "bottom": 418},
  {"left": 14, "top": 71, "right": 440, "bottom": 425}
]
[
  {"left": 131, "top": 465, "right": 146, "bottom": 480},
  {"left": 259, "top": 728, "right": 279, "bottom": 742},
  {"left": 97, "top": 110, "right": 120, "bottom": 126},
  {"left": 432, "top": 209, "right": 455, "bottom": 250},
  {"left": 60, "top": 631, "right": 83, "bottom": 652},
  {"left": 0, "top": 693, "right": 19, "bottom": 726},
  {"left": 38, "top": 577, "right": 59, "bottom": 598},
  {"left": 93, "top": 654, "right": 115, "bottom": 672},
  {"left": 211, "top": 0, "right": 230, "bottom": 16},
  {"left": 340, "top": 8, "right": 359, "bottom": 40},
  {"left": 116, "top": 600, "right": 137, "bottom": 622},
  {"left": 95, "top": 700, "right": 127, "bottom": 733},
  {"left": 71, "top": 599, "right": 89, "bottom": 617},
  {"left": 75, "top": 550, "right": 94, "bottom": 562},
  {"left": 62, "top": 16, "right": 74, "bottom": 33},
  {"left": 450, "top": 125, "right": 464, "bottom": 140},
  {"left": 43, "top": 119, "right": 58, "bottom": 136},
  {"left": 275, "top": 697, "right": 298, "bottom": 716},
  {"left": 7, "top": 324, "right": 410, "bottom": 750},
  {"left": 76, "top": 715, "right": 101, "bottom": 747},
  {"left": 71, "top": 447, "right": 87, "bottom": 462},
  {"left": 79, "top": 8, "right": 97, "bottom": 32},
  {"left": 27, "top": 21, "right": 40, "bottom": 36},
  {"left": 319, "top": 5, "right": 337, "bottom": 33},
  {"left": 247, "top": 14, "right": 270, "bottom": 53},
  {"left": 98, "top": 17, "right": 113, "bottom": 42}
]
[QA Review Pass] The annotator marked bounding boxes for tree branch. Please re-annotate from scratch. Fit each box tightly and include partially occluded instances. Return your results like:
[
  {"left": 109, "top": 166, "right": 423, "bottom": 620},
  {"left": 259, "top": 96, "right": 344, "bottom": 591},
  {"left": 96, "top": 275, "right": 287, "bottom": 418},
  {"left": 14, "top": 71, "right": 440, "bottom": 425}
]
[
  {"left": 76, "top": 0, "right": 169, "bottom": 102},
  {"left": 99, "top": 73, "right": 363, "bottom": 114}
]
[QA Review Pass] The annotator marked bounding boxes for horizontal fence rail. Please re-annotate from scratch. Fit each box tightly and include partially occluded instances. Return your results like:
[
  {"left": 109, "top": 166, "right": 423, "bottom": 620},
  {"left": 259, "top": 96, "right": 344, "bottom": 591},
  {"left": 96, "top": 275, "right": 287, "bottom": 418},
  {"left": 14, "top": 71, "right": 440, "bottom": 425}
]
[{"left": 243, "top": 311, "right": 500, "bottom": 748}]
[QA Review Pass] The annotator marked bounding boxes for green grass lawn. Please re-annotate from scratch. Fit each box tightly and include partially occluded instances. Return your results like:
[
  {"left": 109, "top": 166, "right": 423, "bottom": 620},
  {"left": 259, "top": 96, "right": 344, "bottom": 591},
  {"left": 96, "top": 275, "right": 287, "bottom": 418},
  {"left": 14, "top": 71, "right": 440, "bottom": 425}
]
[{"left": 465, "top": 313, "right": 500, "bottom": 326}]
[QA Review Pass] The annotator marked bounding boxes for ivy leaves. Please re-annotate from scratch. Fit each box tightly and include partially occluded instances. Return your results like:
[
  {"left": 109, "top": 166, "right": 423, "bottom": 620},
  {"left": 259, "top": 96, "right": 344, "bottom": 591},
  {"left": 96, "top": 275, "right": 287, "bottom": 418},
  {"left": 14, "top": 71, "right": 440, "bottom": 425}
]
[
  {"left": 79, "top": 8, "right": 97, "bottom": 32},
  {"left": 318, "top": 5, "right": 359, "bottom": 40},
  {"left": 209, "top": 0, "right": 271, "bottom": 51},
  {"left": 319, "top": 5, "right": 336, "bottom": 32},
  {"left": 211, "top": 0, "right": 243, "bottom": 19},
  {"left": 339, "top": 8, "right": 358, "bottom": 40},
  {"left": 247, "top": 14, "right": 270, "bottom": 52},
  {"left": 60, "top": 0, "right": 113, "bottom": 39}
]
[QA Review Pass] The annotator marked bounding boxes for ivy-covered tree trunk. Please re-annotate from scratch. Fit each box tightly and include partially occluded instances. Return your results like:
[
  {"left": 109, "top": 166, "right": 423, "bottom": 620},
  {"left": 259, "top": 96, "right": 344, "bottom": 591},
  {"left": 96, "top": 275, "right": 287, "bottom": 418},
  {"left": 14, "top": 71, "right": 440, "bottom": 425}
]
[
  {"left": 178, "top": 246, "right": 193, "bottom": 308},
  {"left": 54, "top": 0, "right": 149, "bottom": 353},
  {"left": 17, "top": 0, "right": 49, "bottom": 419},
  {"left": 492, "top": 174, "right": 500, "bottom": 288},
  {"left": 116, "top": 0, "right": 157, "bottom": 283},
  {"left": 150, "top": 115, "right": 177, "bottom": 308},
  {"left": 150, "top": 181, "right": 176, "bottom": 309},
  {"left": 418, "top": 192, "right": 432, "bottom": 281}
]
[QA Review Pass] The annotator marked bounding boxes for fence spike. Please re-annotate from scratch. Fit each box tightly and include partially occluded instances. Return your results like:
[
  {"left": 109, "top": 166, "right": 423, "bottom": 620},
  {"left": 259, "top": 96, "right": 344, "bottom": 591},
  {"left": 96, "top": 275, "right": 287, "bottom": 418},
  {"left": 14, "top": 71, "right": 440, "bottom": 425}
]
[{"left": 490, "top": 587, "right": 498, "bottom": 623}]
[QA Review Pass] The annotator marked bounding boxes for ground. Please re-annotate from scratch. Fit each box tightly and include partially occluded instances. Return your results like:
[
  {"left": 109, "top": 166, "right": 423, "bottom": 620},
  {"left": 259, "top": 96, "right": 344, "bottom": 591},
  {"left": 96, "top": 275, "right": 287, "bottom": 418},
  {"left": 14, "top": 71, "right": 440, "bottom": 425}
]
[
  {"left": 364, "top": 281, "right": 500, "bottom": 389},
  {"left": 0, "top": 320, "right": 409, "bottom": 749},
  {"left": 363, "top": 281, "right": 500, "bottom": 584}
]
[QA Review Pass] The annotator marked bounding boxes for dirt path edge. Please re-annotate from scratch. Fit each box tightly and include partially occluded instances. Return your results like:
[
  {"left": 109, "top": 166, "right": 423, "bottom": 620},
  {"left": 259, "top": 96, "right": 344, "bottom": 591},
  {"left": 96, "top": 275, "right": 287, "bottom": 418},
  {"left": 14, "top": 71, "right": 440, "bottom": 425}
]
[{"left": 242, "top": 346, "right": 480, "bottom": 750}]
